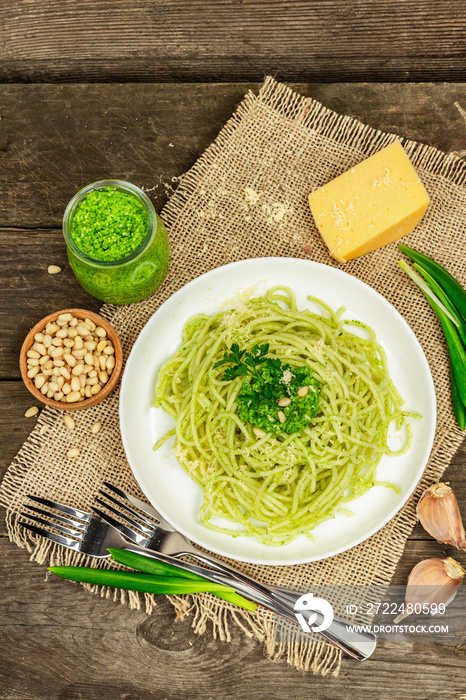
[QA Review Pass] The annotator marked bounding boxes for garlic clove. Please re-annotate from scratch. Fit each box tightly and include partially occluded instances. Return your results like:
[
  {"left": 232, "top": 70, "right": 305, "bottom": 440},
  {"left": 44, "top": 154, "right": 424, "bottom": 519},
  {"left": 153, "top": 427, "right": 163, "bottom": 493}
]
[
  {"left": 417, "top": 482, "right": 466, "bottom": 551},
  {"left": 394, "top": 556, "right": 465, "bottom": 623}
]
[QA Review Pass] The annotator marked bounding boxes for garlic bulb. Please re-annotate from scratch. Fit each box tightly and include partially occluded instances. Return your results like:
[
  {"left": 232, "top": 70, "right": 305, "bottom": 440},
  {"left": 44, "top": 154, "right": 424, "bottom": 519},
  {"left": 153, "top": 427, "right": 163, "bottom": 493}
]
[
  {"left": 394, "top": 557, "right": 465, "bottom": 623},
  {"left": 417, "top": 482, "right": 466, "bottom": 551}
]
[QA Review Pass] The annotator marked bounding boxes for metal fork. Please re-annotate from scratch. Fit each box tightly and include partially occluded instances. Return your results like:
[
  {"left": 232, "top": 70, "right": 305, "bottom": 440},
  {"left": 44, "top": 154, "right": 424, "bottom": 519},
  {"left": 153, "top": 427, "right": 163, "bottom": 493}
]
[
  {"left": 19, "top": 493, "right": 376, "bottom": 661},
  {"left": 94, "top": 483, "right": 376, "bottom": 661}
]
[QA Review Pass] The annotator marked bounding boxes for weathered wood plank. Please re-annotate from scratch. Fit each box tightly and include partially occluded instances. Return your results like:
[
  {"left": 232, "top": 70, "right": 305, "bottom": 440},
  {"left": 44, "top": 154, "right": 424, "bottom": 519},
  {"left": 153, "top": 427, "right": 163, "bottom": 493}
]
[
  {"left": 0, "top": 229, "right": 102, "bottom": 378},
  {"left": 1, "top": 83, "right": 465, "bottom": 227},
  {"left": 1, "top": 1, "right": 465, "bottom": 83},
  {"left": 1, "top": 538, "right": 465, "bottom": 700}
]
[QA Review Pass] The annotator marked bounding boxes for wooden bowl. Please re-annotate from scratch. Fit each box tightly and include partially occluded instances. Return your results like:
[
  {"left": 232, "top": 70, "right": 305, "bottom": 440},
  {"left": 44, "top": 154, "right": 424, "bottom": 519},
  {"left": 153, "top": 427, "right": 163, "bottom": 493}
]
[{"left": 20, "top": 308, "right": 123, "bottom": 411}]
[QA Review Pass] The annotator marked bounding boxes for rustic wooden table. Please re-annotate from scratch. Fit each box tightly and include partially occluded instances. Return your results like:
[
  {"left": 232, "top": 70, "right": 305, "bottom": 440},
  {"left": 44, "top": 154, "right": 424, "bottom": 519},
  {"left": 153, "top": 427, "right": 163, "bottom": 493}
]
[
  {"left": 1, "top": 81, "right": 465, "bottom": 700},
  {"left": 1, "top": 4, "right": 466, "bottom": 698}
]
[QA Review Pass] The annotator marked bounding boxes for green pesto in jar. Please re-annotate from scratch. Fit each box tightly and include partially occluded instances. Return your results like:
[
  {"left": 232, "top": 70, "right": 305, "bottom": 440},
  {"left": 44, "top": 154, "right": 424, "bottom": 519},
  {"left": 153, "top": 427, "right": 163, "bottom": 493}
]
[
  {"left": 64, "top": 182, "right": 170, "bottom": 305},
  {"left": 70, "top": 187, "right": 149, "bottom": 261}
]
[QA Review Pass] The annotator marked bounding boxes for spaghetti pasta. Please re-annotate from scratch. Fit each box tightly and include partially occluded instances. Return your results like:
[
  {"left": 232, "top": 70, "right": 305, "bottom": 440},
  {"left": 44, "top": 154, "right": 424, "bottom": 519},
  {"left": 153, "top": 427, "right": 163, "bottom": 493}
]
[{"left": 153, "top": 287, "right": 417, "bottom": 545}]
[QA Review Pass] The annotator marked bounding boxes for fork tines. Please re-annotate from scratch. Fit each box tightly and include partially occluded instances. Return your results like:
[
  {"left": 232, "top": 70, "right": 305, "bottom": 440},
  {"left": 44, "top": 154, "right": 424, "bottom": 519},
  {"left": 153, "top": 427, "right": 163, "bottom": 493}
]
[
  {"left": 19, "top": 494, "right": 90, "bottom": 549},
  {"left": 94, "top": 483, "right": 158, "bottom": 547}
]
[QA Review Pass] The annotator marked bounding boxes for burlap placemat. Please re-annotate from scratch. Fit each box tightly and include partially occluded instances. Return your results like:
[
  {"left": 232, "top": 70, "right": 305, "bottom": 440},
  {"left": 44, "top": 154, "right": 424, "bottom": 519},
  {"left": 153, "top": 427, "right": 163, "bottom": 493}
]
[{"left": 1, "top": 77, "right": 465, "bottom": 677}]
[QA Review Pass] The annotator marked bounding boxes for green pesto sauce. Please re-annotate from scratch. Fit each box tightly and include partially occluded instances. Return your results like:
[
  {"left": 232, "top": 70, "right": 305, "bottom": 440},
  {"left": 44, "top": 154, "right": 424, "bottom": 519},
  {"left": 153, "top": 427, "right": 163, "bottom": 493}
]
[
  {"left": 237, "top": 364, "right": 320, "bottom": 435},
  {"left": 71, "top": 187, "right": 149, "bottom": 261}
]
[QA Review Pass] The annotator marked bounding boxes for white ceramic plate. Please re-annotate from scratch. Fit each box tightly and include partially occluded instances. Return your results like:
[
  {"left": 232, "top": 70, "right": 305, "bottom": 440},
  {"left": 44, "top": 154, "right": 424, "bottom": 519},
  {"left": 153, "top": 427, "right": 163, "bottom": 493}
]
[{"left": 120, "top": 258, "right": 436, "bottom": 565}]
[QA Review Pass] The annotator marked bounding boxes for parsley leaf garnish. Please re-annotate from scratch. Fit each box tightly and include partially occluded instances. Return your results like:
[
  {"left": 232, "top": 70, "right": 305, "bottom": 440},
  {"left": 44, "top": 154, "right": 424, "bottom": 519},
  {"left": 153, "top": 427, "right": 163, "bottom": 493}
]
[{"left": 214, "top": 343, "right": 273, "bottom": 382}]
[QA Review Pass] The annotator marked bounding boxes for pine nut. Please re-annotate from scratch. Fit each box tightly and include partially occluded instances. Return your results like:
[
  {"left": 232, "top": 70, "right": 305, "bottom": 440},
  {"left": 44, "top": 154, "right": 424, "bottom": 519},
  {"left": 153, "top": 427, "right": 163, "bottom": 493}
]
[
  {"left": 67, "top": 327, "right": 78, "bottom": 338},
  {"left": 85, "top": 318, "right": 96, "bottom": 331},
  {"left": 253, "top": 427, "right": 267, "bottom": 439},
  {"left": 58, "top": 313, "right": 72, "bottom": 322},
  {"left": 74, "top": 335, "right": 84, "bottom": 350},
  {"left": 84, "top": 385, "right": 92, "bottom": 398},
  {"left": 71, "top": 377, "right": 81, "bottom": 392},
  {"left": 39, "top": 424, "right": 49, "bottom": 435},
  {"left": 34, "top": 333, "right": 44, "bottom": 343},
  {"left": 52, "top": 337, "right": 63, "bottom": 346},
  {"left": 277, "top": 410, "right": 286, "bottom": 424},
  {"left": 73, "top": 349, "right": 86, "bottom": 358},
  {"left": 27, "top": 349, "right": 40, "bottom": 359},
  {"left": 98, "top": 355, "right": 107, "bottom": 371},
  {"left": 95, "top": 327, "right": 106, "bottom": 338},
  {"left": 66, "top": 391, "right": 81, "bottom": 402},
  {"left": 27, "top": 366, "right": 40, "bottom": 378},
  {"left": 103, "top": 346, "right": 114, "bottom": 355},
  {"left": 62, "top": 383, "right": 71, "bottom": 395},
  {"left": 43, "top": 335, "right": 53, "bottom": 348},
  {"left": 47, "top": 323, "right": 59, "bottom": 334},
  {"left": 27, "top": 358, "right": 40, "bottom": 367},
  {"left": 35, "top": 375, "right": 46, "bottom": 390},
  {"left": 48, "top": 265, "right": 61, "bottom": 274},
  {"left": 51, "top": 346, "right": 64, "bottom": 358},
  {"left": 277, "top": 397, "right": 291, "bottom": 407},
  {"left": 57, "top": 376, "right": 65, "bottom": 388},
  {"left": 91, "top": 383, "right": 101, "bottom": 395},
  {"left": 63, "top": 338, "right": 74, "bottom": 348},
  {"left": 47, "top": 389, "right": 55, "bottom": 398},
  {"left": 87, "top": 376, "right": 98, "bottom": 385},
  {"left": 56, "top": 328, "right": 68, "bottom": 338},
  {"left": 44, "top": 359, "right": 53, "bottom": 370},
  {"left": 297, "top": 386, "right": 309, "bottom": 397},
  {"left": 285, "top": 347, "right": 292, "bottom": 356},
  {"left": 84, "top": 340, "right": 96, "bottom": 351},
  {"left": 91, "top": 422, "right": 101, "bottom": 434},
  {"left": 72, "top": 364, "right": 84, "bottom": 376},
  {"left": 84, "top": 352, "right": 94, "bottom": 366},
  {"left": 39, "top": 355, "right": 49, "bottom": 365},
  {"left": 76, "top": 325, "right": 90, "bottom": 337},
  {"left": 60, "top": 367, "right": 71, "bottom": 380},
  {"left": 89, "top": 369, "right": 97, "bottom": 378},
  {"left": 79, "top": 374, "right": 86, "bottom": 387},
  {"left": 64, "top": 415, "right": 75, "bottom": 430},
  {"left": 66, "top": 447, "right": 80, "bottom": 458},
  {"left": 69, "top": 317, "right": 78, "bottom": 327},
  {"left": 106, "top": 355, "right": 115, "bottom": 371},
  {"left": 42, "top": 369, "right": 53, "bottom": 377},
  {"left": 40, "top": 382, "right": 49, "bottom": 394},
  {"left": 24, "top": 406, "right": 39, "bottom": 418},
  {"left": 35, "top": 343, "right": 47, "bottom": 355},
  {"left": 98, "top": 371, "right": 108, "bottom": 384},
  {"left": 54, "top": 391, "right": 64, "bottom": 401},
  {"left": 63, "top": 353, "right": 76, "bottom": 367},
  {"left": 97, "top": 340, "right": 107, "bottom": 352}
]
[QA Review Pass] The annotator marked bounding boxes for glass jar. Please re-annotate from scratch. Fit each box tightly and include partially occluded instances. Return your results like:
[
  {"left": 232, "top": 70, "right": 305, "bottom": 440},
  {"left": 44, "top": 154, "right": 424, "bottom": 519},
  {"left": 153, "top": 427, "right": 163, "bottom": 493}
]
[{"left": 63, "top": 180, "right": 170, "bottom": 305}]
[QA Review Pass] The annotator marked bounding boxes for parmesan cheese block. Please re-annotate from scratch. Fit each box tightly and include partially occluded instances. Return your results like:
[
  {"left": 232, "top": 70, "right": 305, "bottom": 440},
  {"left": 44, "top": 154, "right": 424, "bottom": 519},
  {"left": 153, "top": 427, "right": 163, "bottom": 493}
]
[{"left": 308, "top": 141, "right": 430, "bottom": 263}]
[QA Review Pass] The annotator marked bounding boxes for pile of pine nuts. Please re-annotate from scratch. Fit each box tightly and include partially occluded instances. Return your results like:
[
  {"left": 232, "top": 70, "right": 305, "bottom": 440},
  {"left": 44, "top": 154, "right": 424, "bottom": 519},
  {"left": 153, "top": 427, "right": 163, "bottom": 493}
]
[{"left": 25, "top": 313, "right": 116, "bottom": 403}]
